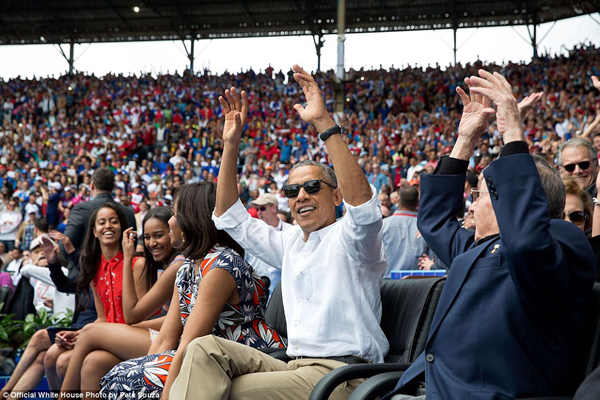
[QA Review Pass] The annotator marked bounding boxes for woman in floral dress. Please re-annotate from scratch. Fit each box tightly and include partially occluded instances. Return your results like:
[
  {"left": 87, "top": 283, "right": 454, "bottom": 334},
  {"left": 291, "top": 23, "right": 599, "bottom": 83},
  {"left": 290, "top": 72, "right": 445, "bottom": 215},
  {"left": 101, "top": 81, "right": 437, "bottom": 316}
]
[{"left": 99, "top": 182, "right": 285, "bottom": 399}]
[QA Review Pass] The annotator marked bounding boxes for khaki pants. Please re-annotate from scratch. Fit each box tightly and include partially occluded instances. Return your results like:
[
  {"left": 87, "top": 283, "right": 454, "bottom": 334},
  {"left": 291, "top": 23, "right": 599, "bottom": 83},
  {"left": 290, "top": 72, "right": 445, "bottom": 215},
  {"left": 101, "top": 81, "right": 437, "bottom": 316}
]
[{"left": 171, "top": 336, "right": 364, "bottom": 400}]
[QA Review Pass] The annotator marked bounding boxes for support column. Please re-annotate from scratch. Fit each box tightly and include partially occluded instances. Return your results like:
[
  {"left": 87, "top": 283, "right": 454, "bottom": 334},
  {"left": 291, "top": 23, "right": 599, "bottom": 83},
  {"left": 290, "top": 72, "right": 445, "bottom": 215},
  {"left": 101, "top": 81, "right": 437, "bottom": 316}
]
[
  {"left": 453, "top": 28, "right": 457, "bottom": 65},
  {"left": 68, "top": 39, "right": 75, "bottom": 75},
  {"left": 190, "top": 38, "right": 195, "bottom": 72},
  {"left": 182, "top": 37, "right": 196, "bottom": 72},
  {"left": 336, "top": 0, "right": 346, "bottom": 80},
  {"left": 313, "top": 32, "right": 324, "bottom": 72},
  {"left": 531, "top": 23, "right": 538, "bottom": 59}
]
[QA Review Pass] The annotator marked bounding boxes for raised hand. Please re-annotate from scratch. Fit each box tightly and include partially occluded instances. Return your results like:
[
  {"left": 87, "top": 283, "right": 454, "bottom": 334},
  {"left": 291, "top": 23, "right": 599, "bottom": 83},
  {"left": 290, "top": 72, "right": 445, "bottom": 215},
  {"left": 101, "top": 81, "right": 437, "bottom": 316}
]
[
  {"left": 518, "top": 91, "right": 544, "bottom": 117},
  {"left": 40, "top": 235, "right": 59, "bottom": 265},
  {"left": 48, "top": 230, "right": 75, "bottom": 254},
  {"left": 219, "top": 87, "right": 248, "bottom": 145},
  {"left": 592, "top": 76, "right": 600, "bottom": 91},
  {"left": 122, "top": 227, "right": 137, "bottom": 260},
  {"left": 456, "top": 77, "right": 495, "bottom": 142},
  {"left": 292, "top": 64, "right": 333, "bottom": 132},
  {"left": 469, "top": 70, "right": 523, "bottom": 143}
]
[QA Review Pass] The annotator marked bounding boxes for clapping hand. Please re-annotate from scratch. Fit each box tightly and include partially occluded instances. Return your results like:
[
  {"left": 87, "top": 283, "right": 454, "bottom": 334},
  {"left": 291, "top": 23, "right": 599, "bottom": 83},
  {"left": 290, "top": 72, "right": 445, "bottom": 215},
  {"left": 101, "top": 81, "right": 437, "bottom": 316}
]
[
  {"left": 469, "top": 70, "right": 523, "bottom": 143},
  {"left": 456, "top": 77, "right": 495, "bottom": 142},
  {"left": 592, "top": 76, "right": 600, "bottom": 91},
  {"left": 518, "top": 91, "right": 544, "bottom": 117},
  {"left": 219, "top": 87, "right": 248, "bottom": 145}
]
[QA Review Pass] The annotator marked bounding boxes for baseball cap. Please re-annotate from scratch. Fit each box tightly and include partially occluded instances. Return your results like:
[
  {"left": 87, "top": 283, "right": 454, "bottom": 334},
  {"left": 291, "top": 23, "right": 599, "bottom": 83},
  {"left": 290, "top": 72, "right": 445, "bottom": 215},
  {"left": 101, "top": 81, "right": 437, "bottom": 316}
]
[{"left": 250, "top": 193, "right": 278, "bottom": 207}]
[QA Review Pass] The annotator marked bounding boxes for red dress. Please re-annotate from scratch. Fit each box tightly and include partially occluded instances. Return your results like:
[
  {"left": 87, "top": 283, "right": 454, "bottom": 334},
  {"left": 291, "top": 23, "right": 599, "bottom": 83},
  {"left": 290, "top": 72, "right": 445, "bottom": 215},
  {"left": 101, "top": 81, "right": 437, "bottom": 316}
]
[{"left": 92, "top": 251, "right": 129, "bottom": 324}]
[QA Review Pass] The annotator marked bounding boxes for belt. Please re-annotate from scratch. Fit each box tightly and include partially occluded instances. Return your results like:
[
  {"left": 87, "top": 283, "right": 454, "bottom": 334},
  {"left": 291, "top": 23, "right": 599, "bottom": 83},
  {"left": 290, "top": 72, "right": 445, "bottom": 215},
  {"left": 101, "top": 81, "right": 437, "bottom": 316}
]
[{"left": 293, "top": 355, "right": 370, "bottom": 364}]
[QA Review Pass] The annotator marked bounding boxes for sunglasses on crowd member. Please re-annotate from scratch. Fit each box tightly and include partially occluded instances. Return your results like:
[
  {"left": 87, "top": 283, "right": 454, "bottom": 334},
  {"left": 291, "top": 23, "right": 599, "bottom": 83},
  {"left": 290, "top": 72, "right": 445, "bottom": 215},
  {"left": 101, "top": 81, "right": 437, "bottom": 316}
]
[
  {"left": 566, "top": 211, "right": 588, "bottom": 225},
  {"left": 563, "top": 161, "right": 592, "bottom": 173},
  {"left": 283, "top": 179, "right": 337, "bottom": 199},
  {"left": 470, "top": 188, "right": 489, "bottom": 201},
  {"left": 258, "top": 206, "right": 270, "bottom": 212}
]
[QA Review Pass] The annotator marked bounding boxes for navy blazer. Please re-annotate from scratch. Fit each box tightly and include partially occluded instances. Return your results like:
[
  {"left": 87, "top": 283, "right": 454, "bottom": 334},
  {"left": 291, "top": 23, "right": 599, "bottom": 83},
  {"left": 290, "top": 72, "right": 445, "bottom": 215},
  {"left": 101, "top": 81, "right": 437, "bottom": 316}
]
[{"left": 389, "top": 153, "right": 595, "bottom": 400}]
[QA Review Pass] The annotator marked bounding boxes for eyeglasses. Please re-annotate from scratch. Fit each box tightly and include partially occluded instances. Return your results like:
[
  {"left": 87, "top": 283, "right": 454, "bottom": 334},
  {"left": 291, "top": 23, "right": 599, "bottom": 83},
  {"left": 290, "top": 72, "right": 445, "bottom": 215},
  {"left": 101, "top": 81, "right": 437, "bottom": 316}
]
[
  {"left": 470, "top": 188, "right": 489, "bottom": 201},
  {"left": 563, "top": 161, "right": 592, "bottom": 173},
  {"left": 566, "top": 210, "right": 588, "bottom": 225},
  {"left": 282, "top": 179, "right": 337, "bottom": 199}
]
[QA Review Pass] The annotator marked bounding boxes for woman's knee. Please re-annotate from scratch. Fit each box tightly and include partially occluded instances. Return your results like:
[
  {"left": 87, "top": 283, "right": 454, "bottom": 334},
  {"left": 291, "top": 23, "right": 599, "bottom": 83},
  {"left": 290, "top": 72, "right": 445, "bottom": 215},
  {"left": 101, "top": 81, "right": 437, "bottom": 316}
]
[
  {"left": 44, "top": 345, "right": 62, "bottom": 369},
  {"left": 56, "top": 352, "right": 72, "bottom": 380},
  {"left": 29, "top": 329, "right": 51, "bottom": 352}
]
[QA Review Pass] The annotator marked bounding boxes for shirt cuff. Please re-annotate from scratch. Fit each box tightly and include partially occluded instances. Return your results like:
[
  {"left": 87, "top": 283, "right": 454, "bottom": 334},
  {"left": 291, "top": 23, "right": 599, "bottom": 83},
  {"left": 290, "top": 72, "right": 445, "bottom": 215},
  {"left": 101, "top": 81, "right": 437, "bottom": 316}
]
[
  {"left": 499, "top": 141, "right": 529, "bottom": 157},
  {"left": 344, "top": 185, "right": 382, "bottom": 226},
  {"left": 212, "top": 199, "right": 250, "bottom": 230},
  {"left": 434, "top": 156, "right": 469, "bottom": 175}
]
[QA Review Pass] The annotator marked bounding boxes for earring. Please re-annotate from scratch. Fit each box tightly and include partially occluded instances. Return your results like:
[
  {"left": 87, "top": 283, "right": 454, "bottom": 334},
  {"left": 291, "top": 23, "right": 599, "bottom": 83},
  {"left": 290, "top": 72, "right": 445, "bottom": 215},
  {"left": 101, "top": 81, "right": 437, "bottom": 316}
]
[{"left": 181, "top": 233, "right": 186, "bottom": 244}]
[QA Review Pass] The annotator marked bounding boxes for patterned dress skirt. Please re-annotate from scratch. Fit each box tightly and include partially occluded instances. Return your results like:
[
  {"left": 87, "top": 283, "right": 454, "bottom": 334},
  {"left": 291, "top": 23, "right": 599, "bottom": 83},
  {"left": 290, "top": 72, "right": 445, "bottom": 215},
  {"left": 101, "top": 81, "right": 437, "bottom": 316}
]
[{"left": 99, "top": 350, "right": 176, "bottom": 399}]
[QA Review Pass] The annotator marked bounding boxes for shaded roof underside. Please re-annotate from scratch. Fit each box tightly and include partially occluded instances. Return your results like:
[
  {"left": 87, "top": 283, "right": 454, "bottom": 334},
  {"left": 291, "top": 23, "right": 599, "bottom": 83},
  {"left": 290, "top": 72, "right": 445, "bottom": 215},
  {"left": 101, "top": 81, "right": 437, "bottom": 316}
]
[{"left": 1, "top": 0, "right": 598, "bottom": 45}]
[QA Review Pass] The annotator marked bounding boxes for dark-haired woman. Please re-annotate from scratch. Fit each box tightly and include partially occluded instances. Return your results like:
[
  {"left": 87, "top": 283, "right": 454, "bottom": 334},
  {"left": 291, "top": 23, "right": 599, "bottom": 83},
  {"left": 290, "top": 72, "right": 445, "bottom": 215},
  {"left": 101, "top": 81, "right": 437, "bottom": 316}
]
[
  {"left": 99, "top": 182, "right": 285, "bottom": 400},
  {"left": 59, "top": 206, "right": 183, "bottom": 393}
]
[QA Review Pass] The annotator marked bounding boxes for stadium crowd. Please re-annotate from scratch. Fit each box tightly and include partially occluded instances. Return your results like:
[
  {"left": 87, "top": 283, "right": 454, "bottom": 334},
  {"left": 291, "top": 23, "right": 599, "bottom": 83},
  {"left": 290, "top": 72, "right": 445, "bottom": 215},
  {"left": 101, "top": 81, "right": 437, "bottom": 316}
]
[{"left": 0, "top": 41, "right": 599, "bottom": 400}]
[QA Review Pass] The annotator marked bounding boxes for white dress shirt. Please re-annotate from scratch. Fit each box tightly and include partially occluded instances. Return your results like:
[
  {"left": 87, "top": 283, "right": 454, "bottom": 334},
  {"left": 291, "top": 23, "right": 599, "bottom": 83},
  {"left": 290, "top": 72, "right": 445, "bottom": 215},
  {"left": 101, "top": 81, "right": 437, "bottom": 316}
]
[
  {"left": 213, "top": 187, "right": 389, "bottom": 363},
  {"left": 245, "top": 219, "right": 292, "bottom": 294}
]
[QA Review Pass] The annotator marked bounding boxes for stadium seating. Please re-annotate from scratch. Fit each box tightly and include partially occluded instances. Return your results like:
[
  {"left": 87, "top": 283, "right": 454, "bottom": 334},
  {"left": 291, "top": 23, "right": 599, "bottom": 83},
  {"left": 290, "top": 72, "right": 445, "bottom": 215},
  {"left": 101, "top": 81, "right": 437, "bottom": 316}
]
[
  {"left": 305, "top": 277, "right": 445, "bottom": 400},
  {"left": 317, "top": 282, "right": 600, "bottom": 400}
]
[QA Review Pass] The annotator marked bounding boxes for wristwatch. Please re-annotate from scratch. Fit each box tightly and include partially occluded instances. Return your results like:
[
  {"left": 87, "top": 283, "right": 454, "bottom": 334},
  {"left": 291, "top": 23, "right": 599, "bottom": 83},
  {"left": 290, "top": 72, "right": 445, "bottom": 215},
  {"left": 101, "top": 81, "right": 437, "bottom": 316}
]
[{"left": 319, "top": 124, "right": 342, "bottom": 142}]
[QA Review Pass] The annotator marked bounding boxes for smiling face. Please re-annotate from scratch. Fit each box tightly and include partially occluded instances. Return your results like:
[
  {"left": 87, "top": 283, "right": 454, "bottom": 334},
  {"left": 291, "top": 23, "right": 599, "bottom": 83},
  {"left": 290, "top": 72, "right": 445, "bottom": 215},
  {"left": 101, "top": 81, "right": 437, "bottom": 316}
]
[
  {"left": 470, "top": 177, "right": 499, "bottom": 242},
  {"left": 560, "top": 145, "right": 598, "bottom": 189},
  {"left": 143, "top": 217, "right": 173, "bottom": 262},
  {"left": 93, "top": 207, "right": 122, "bottom": 248},
  {"left": 168, "top": 203, "right": 183, "bottom": 248},
  {"left": 287, "top": 165, "right": 342, "bottom": 240}
]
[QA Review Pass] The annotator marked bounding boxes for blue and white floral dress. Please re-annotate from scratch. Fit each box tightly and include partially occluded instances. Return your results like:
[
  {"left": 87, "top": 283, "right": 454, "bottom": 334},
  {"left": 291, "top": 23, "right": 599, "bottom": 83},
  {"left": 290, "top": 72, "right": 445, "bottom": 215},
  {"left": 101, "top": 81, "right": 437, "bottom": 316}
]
[{"left": 99, "top": 245, "right": 285, "bottom": 399}]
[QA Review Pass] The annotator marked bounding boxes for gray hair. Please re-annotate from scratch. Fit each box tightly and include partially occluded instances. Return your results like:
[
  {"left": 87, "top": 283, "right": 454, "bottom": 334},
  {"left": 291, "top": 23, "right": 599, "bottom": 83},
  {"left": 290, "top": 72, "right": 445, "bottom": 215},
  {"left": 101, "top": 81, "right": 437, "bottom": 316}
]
[
  {"left": 557, "top": 138, "right": 597, "bottom": 166},
  {"left": 532, "top": 155, "right": 566, "bottom": 220},
  {"left": 290, "top": 160, "right": 338, "bottom": 188}
]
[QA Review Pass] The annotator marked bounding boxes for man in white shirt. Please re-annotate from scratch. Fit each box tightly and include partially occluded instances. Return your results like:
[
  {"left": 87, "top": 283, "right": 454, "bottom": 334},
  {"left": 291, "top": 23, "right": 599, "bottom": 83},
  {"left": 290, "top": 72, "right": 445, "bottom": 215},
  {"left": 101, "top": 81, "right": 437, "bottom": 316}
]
[
  {"left": 170, "top": 65, "right": 388, "bottom": 400},
  {"left": 246, "top": 193, "right": 292, "bottom": 292}
]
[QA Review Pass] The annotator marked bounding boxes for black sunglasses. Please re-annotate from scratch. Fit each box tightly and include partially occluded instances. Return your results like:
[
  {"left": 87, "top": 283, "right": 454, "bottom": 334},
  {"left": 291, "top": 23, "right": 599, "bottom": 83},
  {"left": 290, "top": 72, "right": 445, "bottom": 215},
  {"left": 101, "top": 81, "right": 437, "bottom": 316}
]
[
  {"left": 566, "top": 211, "right": 588, "bottom": 224},
  {"left": 282, "top": 179, "right": 337, "bottom": 199},
  {"left": 563, "top": 161, "right": 592, "bottom": 173}
]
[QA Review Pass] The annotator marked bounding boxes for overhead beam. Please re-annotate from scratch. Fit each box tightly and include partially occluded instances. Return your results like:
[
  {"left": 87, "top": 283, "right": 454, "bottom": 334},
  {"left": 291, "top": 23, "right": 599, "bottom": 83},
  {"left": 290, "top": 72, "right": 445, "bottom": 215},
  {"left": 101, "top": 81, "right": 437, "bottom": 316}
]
[{"left": 103, "top": 0, "right": 132, "bottom": 31}]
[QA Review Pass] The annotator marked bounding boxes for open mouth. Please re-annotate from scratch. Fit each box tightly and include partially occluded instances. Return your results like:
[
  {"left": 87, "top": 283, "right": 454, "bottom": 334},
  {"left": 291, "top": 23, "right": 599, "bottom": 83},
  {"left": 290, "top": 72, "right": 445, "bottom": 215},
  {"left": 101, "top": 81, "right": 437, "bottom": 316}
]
[{"left": 297, "top": 206, "right": 316, "bottom": 215}]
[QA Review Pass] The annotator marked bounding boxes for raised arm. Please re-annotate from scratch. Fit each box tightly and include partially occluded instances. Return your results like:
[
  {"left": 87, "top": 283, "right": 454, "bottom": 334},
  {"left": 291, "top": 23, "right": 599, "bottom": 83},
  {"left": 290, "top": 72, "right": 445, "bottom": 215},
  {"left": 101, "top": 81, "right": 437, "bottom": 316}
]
[
  {"left": 450, "top": 78, "right": 495, "bottom": 161},
  {"left": 121, "top": 228, "right": 182, "bottom": 324},
  {"left": 292, "top": 65, "right": 370, "bottom": 206},
  {"left": 214, "top": 88, "right": 248, "bottom": 217}
]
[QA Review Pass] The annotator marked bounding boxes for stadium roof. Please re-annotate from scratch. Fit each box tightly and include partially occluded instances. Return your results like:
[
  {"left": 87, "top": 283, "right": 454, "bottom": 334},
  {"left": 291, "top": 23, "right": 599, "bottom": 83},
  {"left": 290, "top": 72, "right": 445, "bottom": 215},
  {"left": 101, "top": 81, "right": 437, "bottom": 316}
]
[{"left": 0, "top": 0, "right": 597, "bottom": 45}]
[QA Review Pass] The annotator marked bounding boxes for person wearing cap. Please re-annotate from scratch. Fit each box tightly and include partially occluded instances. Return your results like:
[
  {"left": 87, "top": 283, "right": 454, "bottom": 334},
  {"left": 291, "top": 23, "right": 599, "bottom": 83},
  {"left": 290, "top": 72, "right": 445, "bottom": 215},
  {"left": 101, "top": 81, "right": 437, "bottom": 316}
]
[
  {"left": 170, "top": 66, "right": 387, "bottom": 400},
  {"left": 247, "top": 193, "right": 292, "bottom": 292},
  {"left": 20, "top": 236, "right": 75, "bottom": 316}
]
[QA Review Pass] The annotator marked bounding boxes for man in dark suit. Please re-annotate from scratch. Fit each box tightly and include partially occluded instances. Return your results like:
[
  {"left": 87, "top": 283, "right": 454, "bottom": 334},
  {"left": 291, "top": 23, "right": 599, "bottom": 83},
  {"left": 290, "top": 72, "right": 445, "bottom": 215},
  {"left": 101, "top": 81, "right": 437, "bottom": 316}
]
[
  {"left": 64, "top": 168, "right": 136, "bottom": 250},
  {"left": 388, "top": 71, "right": 595, "bottom": 399}
]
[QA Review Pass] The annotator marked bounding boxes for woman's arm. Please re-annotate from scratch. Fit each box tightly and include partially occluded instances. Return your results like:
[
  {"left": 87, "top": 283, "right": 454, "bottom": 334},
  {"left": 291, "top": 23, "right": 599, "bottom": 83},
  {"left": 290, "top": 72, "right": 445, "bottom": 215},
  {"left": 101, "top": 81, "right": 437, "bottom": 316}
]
[
  {"left": 146, "top": 286, "right": 183, "bottom": 355},
  {"left": 161, "top": 268, "right": 237, "bottom": 400},
  {"left": 125, "top": 260, "right": 182, "bottom": 325},
  {"left": 91, "top": 284, "right": 106, "bottom": 323}
]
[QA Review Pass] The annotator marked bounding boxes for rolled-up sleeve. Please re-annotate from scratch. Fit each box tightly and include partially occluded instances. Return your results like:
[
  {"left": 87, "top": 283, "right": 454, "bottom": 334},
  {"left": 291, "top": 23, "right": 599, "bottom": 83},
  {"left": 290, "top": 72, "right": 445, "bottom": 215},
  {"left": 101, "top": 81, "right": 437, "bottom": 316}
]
[
  {"left": 212, "top": 199, "right": 285, "bottom": 268},
  {"left": 342, "top": 185, "right": 386, "bottom": 266}
]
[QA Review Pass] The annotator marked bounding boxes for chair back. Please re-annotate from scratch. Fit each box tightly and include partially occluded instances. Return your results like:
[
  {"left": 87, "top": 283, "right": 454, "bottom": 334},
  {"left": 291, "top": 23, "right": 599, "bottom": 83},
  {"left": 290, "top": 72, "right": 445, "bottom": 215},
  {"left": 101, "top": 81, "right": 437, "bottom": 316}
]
[
  {"left": 265, "top": 282, "right": 287, "bottom": 340},
  {"left": 565, "top": 282, "right": 600, "bottom": 393},
  {"left": 380, "top": 277, "right": 445, "bottom": 363}
]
